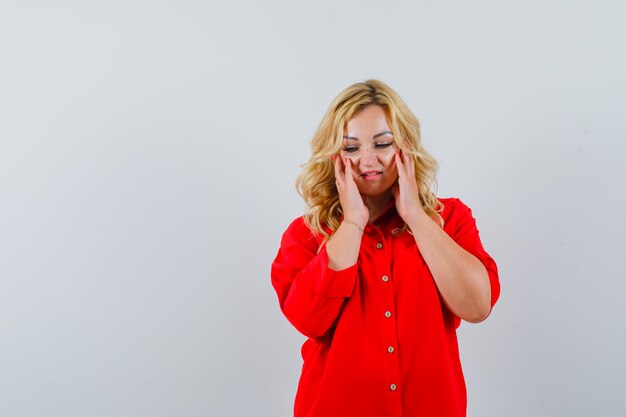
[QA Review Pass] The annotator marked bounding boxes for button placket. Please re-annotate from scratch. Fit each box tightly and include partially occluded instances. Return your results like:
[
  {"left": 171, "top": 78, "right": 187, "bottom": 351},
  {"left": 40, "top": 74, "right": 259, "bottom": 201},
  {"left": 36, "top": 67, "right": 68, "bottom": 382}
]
[{"left": 370, "top": 231, "right": 400, "bottom": 406}]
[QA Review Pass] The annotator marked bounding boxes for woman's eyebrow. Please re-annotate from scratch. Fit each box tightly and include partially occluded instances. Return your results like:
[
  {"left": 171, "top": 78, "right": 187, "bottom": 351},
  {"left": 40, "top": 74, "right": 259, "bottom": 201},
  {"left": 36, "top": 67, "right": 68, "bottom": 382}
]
[
  {"left": 373, "top": 130, "right": 393, "bottom": 139},
  {"left": 343, "top": 130, "right": 393, "bottom": 141}
]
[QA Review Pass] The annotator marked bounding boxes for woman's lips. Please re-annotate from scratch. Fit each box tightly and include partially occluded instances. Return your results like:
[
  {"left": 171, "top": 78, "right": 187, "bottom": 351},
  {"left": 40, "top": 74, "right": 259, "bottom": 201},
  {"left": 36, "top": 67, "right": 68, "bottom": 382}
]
[{"left": 361, "top": 171, "right": 382, "bottom": 181}]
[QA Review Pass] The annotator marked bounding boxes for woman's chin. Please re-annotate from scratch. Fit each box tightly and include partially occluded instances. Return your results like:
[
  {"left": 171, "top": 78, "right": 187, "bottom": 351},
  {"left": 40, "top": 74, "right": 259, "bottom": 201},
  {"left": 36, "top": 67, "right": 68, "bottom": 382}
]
[{"left": 358, "top": 187, "right": 394, "bottom": 199}]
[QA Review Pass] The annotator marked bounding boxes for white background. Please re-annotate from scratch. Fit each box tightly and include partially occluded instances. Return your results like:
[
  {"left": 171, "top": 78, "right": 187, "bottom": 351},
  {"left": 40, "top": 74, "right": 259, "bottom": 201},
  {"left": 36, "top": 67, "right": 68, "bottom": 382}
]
[{"left": 1, "top": 1, "right": 625, "bottom": 416}]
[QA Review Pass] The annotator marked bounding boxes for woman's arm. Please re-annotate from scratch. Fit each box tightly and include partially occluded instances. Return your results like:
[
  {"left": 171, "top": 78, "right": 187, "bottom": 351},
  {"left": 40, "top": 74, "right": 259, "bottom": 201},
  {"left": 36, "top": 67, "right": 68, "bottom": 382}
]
[
  {"left": 392, "top": 153, "right": 493, "bottom": 323},
  {"left": 325, "top": 220, "right": 363, "bottom": 270},
  {"left": 406, "top": 209, "right": 492, "bottom": 323},
  {"left": 271, "top": 157, "right": 369, "bottom": 338},
  {"left": 326, "top": 156, "right": 369, "bottom": 270},
  {"left": 271, "top": 219, "right": 359, "bottom": 339}
]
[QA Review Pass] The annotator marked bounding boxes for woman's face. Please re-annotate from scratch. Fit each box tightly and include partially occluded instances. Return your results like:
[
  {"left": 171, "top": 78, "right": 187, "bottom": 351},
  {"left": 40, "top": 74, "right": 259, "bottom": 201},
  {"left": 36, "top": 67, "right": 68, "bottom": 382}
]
[{"left": 340, "top": 105, "right": 399, "bottom": 198}]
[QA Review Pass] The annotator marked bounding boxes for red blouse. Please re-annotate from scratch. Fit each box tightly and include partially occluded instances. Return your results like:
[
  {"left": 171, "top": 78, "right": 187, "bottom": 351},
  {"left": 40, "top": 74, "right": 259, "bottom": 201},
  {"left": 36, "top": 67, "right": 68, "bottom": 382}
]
[{"left": 271, "top": 198, "right": 500, "bottom": 417}]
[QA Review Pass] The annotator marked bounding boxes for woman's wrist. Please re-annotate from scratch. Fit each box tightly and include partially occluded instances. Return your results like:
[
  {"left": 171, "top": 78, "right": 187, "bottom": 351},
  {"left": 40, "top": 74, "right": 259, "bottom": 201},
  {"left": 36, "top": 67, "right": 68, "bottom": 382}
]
[
  {"left": 405, "top": 208, "right": 431, "bottom": 234},
  {"left": 343, "top": 218, "right": 364, "bottom": 234}
]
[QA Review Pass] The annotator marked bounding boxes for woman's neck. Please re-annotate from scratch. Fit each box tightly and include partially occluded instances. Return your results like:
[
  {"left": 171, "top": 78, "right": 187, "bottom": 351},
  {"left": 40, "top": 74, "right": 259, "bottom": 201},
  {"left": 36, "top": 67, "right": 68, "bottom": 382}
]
[{"left": 365, "top": 191, "right": 394, "bottom": 223}]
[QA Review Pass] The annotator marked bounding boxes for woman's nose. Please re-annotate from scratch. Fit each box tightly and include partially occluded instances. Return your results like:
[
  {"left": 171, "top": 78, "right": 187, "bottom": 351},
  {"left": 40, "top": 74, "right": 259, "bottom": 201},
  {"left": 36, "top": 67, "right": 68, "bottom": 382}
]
[{"left": 360, "top": 147, "right": 376, "bottom": 166}]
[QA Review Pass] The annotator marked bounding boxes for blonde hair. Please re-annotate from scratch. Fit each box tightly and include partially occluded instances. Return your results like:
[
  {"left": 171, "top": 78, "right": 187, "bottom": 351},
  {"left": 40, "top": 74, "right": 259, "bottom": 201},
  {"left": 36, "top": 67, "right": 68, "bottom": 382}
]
[{"left": 296, "top": 79, "right": 443, "bottom": 240}]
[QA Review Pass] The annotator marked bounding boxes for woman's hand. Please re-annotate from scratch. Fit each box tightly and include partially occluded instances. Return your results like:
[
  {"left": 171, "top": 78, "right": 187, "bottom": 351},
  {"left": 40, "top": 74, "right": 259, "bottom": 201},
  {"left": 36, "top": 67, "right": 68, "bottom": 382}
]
[
  {"left": 391, "top": 152, "right": 426, "bottom": 225},
  {"left": 334, "top": 156, "right": 369, "bottom": 229}
]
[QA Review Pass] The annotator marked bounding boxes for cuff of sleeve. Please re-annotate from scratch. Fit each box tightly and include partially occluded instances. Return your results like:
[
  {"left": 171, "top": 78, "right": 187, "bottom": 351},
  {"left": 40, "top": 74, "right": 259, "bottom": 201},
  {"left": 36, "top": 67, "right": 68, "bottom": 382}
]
[
  {"left": 312, "top": 245, "right": 358, "bottom": 298},
  {"left": 476, "top": 251, "right": 500, "bottom": 323},
  {"left": 486, "top": 260, "right": 501, "bottom": 309}
]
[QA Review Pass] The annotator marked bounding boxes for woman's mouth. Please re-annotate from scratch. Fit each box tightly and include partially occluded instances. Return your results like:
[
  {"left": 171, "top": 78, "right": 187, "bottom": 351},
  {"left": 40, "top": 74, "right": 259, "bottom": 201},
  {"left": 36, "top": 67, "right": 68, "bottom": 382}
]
[{"left": 361, "top": 171, "right": 382, "bottom": 181}]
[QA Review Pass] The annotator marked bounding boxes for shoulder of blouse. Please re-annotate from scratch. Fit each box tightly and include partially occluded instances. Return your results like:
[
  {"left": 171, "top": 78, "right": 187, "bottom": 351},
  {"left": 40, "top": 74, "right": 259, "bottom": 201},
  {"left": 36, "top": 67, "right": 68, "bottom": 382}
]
[
  {"left": 283, "top": 216, "right": 335, "bottom": 240},
  {"left": 437, "top": 196, "right": 478, "bottom": 230},
  {"left": 281, "top": 216, "right": 325, "bottom": 247},
  {"left": 438, "top": 196, "right": 464, "bottom": 217}
]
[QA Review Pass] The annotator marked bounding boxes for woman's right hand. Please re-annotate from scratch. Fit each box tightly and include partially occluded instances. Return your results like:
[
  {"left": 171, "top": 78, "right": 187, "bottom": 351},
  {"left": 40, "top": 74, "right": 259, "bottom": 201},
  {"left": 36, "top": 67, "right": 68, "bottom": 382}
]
[{"left": 334, "top": 156, "right": 369, "bottom": 229}]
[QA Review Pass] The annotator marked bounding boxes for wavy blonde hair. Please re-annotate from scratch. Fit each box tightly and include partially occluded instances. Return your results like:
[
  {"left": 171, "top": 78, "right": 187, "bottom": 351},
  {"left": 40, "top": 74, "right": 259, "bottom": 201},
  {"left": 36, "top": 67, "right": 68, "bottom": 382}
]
[{"left": 296, "top": 79, "right": 443, "bottom": 240}]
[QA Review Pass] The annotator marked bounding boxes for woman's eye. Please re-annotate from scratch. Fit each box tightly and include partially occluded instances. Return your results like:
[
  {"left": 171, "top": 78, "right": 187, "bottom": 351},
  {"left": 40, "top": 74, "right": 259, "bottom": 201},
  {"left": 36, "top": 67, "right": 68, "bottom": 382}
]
[
  {"left": 375, "top": 142, "right": 392, "bottom": 148},
  {"left": 343, "top": 146, "right": 359, "bottom": 153}
]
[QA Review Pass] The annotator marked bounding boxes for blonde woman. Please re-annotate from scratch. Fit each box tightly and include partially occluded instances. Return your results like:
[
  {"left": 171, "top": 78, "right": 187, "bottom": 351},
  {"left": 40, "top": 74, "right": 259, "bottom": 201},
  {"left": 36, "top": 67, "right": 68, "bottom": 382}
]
[{"left": 271, "top": 79, "right": 500, "bottom": 417}]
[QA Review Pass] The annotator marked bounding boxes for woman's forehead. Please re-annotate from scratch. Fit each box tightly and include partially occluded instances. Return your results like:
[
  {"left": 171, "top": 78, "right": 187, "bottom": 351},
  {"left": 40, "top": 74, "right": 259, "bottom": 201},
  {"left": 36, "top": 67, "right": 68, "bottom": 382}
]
[{"left": 345, "top": 106, "right": 391, "bottom": 138}]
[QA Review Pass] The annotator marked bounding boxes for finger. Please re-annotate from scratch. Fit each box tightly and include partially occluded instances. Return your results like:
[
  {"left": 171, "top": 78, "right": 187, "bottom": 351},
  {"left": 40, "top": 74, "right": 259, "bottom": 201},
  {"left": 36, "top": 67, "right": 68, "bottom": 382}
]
[
  {"left": 334, "top": 155, "right": 344, "bottom": 184},
  {"left": 395, "top": 154, "right": 405, "bottom": 178},
  {"left": 404, "top": 152, "right": 414, "bottom": 173},
  {"left": 344, "top": 157, "right": 354, "bottom": 183}
]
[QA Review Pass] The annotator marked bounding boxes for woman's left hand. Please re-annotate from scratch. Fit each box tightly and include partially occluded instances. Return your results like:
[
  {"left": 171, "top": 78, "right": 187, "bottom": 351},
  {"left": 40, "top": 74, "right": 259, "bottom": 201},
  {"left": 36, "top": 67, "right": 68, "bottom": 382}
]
[{"left": 391, "top": 152, "right": 426, "bottom": 225}]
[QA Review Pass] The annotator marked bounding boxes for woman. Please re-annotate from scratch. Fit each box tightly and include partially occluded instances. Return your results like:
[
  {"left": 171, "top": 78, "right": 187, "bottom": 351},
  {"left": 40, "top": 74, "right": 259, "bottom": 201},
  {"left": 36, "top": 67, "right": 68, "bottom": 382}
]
[{"left": 271, "top": 79, "right": 500, "bottom": 417}]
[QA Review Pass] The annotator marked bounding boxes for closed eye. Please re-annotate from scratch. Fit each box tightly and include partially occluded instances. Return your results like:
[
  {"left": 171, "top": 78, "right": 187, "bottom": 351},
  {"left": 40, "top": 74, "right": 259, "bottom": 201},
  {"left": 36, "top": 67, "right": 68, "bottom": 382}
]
[
  {"left": 342, "top": 146, "right": 359, "bottom": 153},
  {"left": 375, "top": 142, "right": 393, "bottom": 148}
]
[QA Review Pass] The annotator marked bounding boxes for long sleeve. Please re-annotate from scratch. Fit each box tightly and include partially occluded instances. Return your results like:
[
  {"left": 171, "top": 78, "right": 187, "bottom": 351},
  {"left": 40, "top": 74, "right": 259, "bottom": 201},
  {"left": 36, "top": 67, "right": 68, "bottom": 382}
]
[
  {"left": 271, "top": 218, "right": 358, "bottom": 339},
  {"left": 448, "top": 198, "right": 501, "bottom": 317}
]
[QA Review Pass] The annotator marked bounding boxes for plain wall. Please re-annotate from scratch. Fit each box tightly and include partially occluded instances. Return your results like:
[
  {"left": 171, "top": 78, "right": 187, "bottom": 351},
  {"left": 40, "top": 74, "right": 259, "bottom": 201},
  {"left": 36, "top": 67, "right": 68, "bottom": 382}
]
[{"left": 1, "top": 1, "right": 625, "bottom": 416}]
